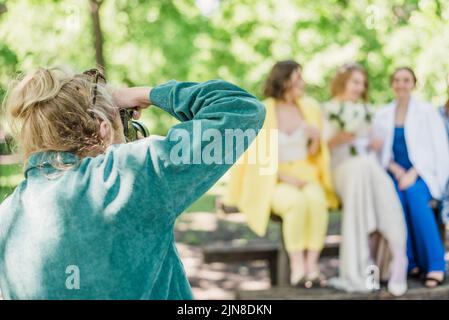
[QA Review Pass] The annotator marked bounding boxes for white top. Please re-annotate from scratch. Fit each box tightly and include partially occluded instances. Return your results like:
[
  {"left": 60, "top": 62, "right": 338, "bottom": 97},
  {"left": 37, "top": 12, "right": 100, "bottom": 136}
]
[
  {"left": 322, "top": 100, "right": 374, "bottom": 168},
  {"left": 373, "top": 96, "right": 449, "bottom": 199},
  {"left": 278, "top": 126, "right": 309, "bottom": 162}
]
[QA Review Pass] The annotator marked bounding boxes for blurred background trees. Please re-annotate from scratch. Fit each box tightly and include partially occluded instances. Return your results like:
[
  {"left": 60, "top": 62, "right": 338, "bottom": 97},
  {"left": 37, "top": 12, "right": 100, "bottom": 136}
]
[{"left": 1, "top": 0, "right": 449, "bottom": 135}]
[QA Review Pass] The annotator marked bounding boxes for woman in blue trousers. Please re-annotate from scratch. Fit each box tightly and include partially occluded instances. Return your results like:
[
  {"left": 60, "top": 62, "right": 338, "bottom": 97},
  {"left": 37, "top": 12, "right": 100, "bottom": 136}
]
[
  {"left": 374, "top": 67, "right": 449, "bottom": 288},
  {"left": 439, "top": 74, "right": 449, "bottom": 229}
]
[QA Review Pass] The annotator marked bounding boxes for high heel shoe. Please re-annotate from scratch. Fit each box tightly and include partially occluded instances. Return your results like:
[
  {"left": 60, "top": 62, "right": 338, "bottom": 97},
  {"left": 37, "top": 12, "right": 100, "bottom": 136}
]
[
  {"left": 290, "top": 272, "right": 306, "bottom": 287},
  {"left": 304, "top": 271, "right": 323, "bottom": 289},
  {"left": 388, "top": 258, "right": 408, "bottom": 296},
  {"left": 424, "top": 273, "right": 445, "bottom": 288},
  {"left": 388, "top": 281, "right": 407, "bottom": 297},
  {"left": 408, "top": 267, "right": 421, "bottom": 279}
]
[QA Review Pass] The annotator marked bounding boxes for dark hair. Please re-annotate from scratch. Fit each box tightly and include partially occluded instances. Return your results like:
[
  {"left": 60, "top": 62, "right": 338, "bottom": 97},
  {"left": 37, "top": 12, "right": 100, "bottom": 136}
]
[
  {"left": 390, "top": 67, "right": 417, "bottom": 86},
  {"left": 263, "top": 60, "right": 302, "bottom": 99},
  {"left": 331, "top": 62, "right": 369, "bottom": 102}
]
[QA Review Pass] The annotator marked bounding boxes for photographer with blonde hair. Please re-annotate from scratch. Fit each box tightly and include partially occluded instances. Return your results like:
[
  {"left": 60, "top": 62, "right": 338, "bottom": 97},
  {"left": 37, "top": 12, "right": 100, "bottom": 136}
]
[{"left": 0, "top": 67, "right": 265, "bottom": 299}]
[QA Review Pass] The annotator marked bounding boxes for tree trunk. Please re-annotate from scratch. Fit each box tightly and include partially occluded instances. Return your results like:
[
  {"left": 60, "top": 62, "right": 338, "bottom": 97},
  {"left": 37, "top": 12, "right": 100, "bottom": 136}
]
[
  {"left": 0, "top": 3, "right": 7, "bottom": 16},
  {"left": 435, "top": 0, "right": 442, "bottom": 18},
  {"left": 89, "top": 0, "right": 106, "bottom": 74}
]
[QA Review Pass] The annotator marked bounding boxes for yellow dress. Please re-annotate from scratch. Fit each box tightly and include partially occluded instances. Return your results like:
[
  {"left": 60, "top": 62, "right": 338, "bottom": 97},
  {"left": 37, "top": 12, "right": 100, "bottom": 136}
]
[{"left": 223, "top": 97, "right": 338, "bottom": 251}]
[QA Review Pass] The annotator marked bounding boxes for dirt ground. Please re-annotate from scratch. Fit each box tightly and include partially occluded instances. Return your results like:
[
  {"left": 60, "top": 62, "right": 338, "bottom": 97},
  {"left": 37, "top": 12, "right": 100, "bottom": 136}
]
[
  {"left": 175, "top": 211, "right": 341, "bottom": 299},
  {"left": 175, "top": 210, "right": 449, "bottom": 300},
  {"left": 177, "top": 242, "right": 340, "bottom": 299}
]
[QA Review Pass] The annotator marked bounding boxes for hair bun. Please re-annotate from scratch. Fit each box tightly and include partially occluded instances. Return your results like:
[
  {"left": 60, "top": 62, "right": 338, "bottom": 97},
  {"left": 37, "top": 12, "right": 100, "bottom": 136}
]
[
  {"left": 5, "top": 67, "right": 72, "bottom": 119},
  {"left": 2, "top": 66, "right": 119, "bottom": 160}
]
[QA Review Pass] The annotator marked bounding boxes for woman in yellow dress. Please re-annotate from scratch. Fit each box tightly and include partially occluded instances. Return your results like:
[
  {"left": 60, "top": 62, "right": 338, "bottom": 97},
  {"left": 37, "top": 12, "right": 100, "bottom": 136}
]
[{"left": 223, "top": 60, "right": 337, "bottom": 286}]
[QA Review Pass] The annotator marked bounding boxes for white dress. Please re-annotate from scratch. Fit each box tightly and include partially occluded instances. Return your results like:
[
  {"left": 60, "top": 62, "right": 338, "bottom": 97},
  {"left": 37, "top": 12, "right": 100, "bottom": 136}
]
[{"left": 322, "top": 100, "right": 408, "bottom": 293}]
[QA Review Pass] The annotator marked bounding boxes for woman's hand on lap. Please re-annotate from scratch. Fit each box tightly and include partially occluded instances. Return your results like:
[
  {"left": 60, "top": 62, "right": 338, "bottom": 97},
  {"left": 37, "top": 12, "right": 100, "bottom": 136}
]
[{"left": 398, "top": 168, "right": 418, "bottom": 190}]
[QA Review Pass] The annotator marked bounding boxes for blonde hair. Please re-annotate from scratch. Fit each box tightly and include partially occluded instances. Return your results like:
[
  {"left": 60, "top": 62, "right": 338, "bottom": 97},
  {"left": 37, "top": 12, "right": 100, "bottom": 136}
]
[
  {"left": 2, "top": 67, "right": 120, "bottom": 163},
  {"left": 331, "top": 63, "right": 369, "bottom": 102}
]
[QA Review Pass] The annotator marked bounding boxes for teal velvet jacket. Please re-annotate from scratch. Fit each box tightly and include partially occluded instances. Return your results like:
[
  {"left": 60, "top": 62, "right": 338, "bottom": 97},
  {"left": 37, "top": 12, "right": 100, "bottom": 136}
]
[{"left": 0, "top": 80, "right": 265, "bottom": 299}]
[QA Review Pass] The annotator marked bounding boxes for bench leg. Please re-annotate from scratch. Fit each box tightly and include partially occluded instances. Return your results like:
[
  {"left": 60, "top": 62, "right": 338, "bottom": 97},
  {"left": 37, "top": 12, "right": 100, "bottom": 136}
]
[
  {"left": 268, "top": 255, "right": 278, "bottom": 286},
  {"left": 276, "top": 228, "right": 291, "bottom": 287}
]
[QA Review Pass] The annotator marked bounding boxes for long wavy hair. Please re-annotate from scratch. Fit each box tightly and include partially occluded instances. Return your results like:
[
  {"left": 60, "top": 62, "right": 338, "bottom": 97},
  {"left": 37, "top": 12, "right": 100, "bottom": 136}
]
[{"left": 331, "top": 63, "right": 369, "bottom": 102}]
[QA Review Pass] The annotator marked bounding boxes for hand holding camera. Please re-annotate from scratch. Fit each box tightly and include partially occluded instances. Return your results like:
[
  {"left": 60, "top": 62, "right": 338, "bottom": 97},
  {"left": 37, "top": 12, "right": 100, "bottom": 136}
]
[
  {"left": 83, "top": 68, "right": 151, "bottom": 142},
  {"left": 112, "top": 87, "right": 153, "bottom": 116},
  {"left": 111, "top": 87, "right": 152, "bottom": 141}
]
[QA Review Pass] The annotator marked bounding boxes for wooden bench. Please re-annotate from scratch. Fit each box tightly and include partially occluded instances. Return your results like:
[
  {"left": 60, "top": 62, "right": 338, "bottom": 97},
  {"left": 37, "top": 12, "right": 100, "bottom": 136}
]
[
  {"left": 203, "top": 241, "right": 280, "bottom": 285},
  {"left": 203, "top": 235, "right": 340, "bottom": 286},
  {"left": 204, "top": 198, "right": 340, "bottom": 286},
  {"left": 204, "top": 197, "right": 446, "bottom": 288}
]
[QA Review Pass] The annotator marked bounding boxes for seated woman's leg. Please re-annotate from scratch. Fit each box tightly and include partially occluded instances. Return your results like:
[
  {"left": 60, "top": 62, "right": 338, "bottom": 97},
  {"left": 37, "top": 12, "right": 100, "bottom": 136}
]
[
  {"left": 271, "top": 182, "right": 308, "bottom": 284},
  {"left": 404, "top": 178, "right": 445, "bottom": 280},
  {"left": 301, "top": 182, "right": 328, "bottom": 279},
  {"left": 390, "top": 176, "right": 418, "bottom": 273},
  {"left": 331, "top": 156, "right": 375, "bottom": 291}
]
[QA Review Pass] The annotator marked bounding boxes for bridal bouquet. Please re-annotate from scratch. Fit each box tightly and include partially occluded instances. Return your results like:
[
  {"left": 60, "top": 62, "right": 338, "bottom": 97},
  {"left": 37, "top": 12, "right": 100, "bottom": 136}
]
[{"left": 323, "top": 101, "right": 373, "bottom": 155}]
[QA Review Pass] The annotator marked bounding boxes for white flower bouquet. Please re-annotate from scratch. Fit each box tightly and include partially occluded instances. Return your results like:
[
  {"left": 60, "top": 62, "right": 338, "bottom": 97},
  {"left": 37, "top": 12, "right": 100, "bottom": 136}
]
[{"left": 324, "top": 101, "right": 373, "bottom": 155}]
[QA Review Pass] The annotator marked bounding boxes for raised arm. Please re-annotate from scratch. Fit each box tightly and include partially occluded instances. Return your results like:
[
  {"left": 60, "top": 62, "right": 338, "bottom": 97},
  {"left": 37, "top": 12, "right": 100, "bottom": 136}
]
[
  {"left": 151, "top": 80, "right": 265, "bottom": 214},
  {"left": 101, "top": 80, "right": 265, "bottom": 224}
]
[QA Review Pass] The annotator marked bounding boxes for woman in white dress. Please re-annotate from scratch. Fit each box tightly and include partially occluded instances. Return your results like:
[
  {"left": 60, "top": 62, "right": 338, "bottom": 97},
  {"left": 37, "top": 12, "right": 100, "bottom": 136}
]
[{"left": 322, "top": 63, "right": 408, "bottom": 296}]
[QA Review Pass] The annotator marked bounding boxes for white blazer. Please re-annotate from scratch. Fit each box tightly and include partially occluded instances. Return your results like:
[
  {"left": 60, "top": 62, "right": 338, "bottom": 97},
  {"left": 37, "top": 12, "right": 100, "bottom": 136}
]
[{"left": 373, "top": 96, "right": 449, "bottom": 200}]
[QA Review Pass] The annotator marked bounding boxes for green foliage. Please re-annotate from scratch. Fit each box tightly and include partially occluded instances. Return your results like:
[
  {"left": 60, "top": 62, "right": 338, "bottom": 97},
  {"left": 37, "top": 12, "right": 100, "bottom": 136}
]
[
  {"left": 0, "top": 163, "right": 22, "bottom": 201},
  {"left": 0, "top": 43, "right": 18, "bottom": 101},
  {"left": 1, "top": 0, "right": 449, "bottom": 135}
]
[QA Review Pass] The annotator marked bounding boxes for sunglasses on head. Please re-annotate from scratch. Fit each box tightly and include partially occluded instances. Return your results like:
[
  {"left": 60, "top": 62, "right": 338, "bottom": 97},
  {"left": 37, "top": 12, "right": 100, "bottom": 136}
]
[{"left": 82, "top": 68, "right": 149, "bottom": 142}]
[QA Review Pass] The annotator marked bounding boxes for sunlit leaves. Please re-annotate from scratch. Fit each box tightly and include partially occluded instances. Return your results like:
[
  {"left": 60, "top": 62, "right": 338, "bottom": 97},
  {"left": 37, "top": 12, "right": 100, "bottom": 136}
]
[{"left": 1, "top": 0, "right": 449, "bottom": 134}]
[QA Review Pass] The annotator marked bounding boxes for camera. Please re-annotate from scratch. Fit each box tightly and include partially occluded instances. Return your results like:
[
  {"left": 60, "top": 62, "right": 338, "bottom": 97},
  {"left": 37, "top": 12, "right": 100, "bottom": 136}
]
[
  {"left": 119, "top": 108, "right": 150, "bottom": 142},
  {"left": 82, "top": 68, "right": 150, "bottom": 142}
]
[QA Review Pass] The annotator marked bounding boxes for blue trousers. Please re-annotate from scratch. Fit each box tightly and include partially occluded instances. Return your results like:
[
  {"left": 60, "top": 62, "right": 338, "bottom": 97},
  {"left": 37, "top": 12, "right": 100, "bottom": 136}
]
[{"left": 391, "top": 177, "right": 446, "bottom": 273}]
